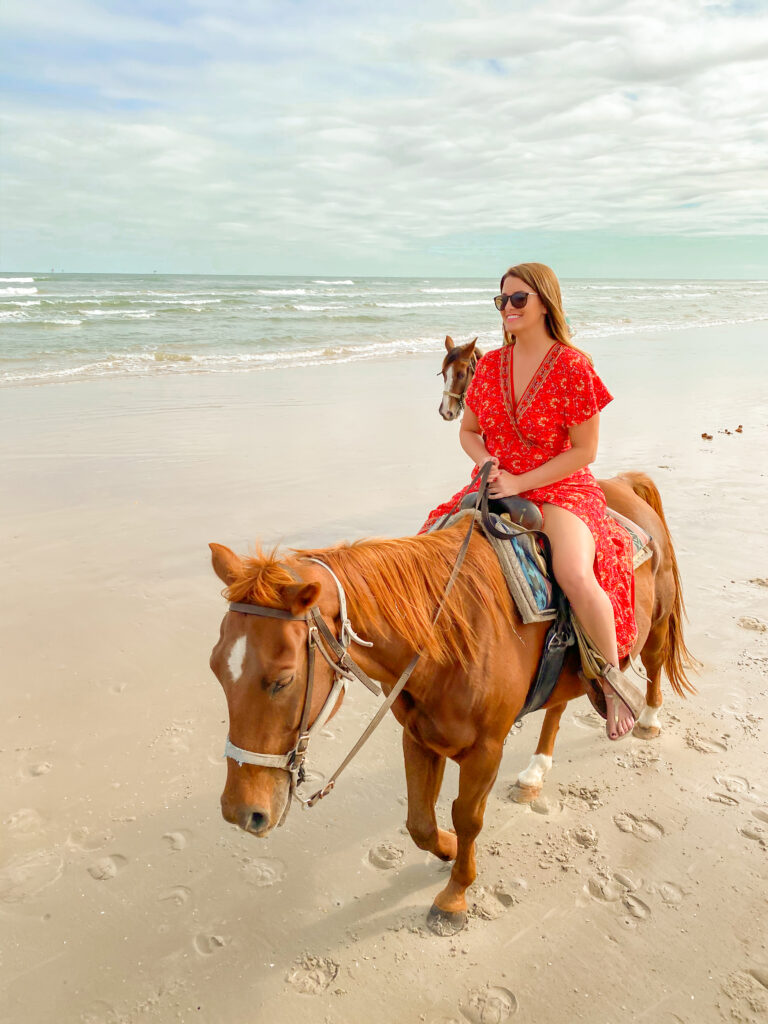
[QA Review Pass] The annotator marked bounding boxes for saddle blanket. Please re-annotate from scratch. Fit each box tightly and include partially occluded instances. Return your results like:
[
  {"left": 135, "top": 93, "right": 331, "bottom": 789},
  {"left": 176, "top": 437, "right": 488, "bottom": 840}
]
[{"left": 433, "top": 508, "right": 653, "bottom": 626}]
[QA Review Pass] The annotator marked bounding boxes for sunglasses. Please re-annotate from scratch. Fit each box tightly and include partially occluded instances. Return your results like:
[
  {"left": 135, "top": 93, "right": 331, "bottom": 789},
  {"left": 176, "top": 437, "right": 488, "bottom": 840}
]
[{"left": 493, "top": 291, "right": 537, "bottom": 311}]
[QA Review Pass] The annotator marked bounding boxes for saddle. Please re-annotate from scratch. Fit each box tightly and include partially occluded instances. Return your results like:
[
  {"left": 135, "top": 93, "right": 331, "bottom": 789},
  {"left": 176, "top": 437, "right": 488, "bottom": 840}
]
[{"left": 433, "top": 498, "right": 654, "bottom": 722}]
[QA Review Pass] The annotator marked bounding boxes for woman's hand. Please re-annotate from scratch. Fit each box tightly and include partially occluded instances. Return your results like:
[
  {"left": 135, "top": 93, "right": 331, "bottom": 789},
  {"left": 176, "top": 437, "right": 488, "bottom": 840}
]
[
  {"left": 488, "top": 470, "right": 523, "bottom": 498},
  {"left": 480, "top": 455, "right": 500, "bottom": 482}
]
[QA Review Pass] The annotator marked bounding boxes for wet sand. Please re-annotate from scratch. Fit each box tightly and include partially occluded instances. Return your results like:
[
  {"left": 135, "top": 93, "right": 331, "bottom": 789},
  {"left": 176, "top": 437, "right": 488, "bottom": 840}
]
[{"left": 1, "top": 322, "right": 767, "bottom": 1024}]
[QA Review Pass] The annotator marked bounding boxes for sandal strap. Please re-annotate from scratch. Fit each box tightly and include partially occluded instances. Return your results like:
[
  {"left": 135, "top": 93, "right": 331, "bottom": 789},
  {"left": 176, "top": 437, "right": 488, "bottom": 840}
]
[{"left": 601, "top": 663, "right": 645, "bottom": 720}]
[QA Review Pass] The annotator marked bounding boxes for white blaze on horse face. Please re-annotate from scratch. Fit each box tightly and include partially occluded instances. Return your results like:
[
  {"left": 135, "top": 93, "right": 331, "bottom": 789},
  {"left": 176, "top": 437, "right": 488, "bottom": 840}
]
[
  {"left": 439, "top": 366, "right": 461, "bottom": 420},
  {"left": 227, "top": 634, "right": 248, "bottom": 684},
  {"left": 517, "top": 753, "right": 552, "bottom": 789},
  {"left": 637, "top": 704, "right": 661, "bottom": 730}
]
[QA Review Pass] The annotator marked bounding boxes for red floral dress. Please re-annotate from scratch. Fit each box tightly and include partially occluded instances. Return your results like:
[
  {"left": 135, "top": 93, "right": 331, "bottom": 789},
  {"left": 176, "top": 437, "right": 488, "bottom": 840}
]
[{"left": 421, "top": 342, "right": 638, "bottom": 658}]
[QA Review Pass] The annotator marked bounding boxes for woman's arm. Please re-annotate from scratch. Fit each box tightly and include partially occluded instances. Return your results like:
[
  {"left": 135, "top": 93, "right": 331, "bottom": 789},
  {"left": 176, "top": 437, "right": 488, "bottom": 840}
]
[
  {"left": 488, "top": 413, "right": 600, "bottom": 497},
  {"left": 459, "top": 407, "right": 500, "bottom": 478}
]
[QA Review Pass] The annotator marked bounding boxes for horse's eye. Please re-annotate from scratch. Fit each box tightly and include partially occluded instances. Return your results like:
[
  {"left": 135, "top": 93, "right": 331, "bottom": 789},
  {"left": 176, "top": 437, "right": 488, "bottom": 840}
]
[
  {"left": 268, "top": 675, "right": 294, "bottom": 695},
  {"left": 457, "top": 370, "right": 465, "bottom": 379}
]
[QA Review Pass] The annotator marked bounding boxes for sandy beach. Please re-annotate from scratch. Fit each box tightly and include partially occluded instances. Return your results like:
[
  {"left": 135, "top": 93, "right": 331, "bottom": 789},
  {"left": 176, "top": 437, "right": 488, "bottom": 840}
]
[{"left": 1, "top": 321, "right": 767, "bottom": 1024}]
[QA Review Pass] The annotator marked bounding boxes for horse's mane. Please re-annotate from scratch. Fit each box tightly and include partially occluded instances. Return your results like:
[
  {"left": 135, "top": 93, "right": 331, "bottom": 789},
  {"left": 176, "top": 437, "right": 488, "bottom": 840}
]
[{"left": 224, "top": 524, "right": 512, "bottom": 668}]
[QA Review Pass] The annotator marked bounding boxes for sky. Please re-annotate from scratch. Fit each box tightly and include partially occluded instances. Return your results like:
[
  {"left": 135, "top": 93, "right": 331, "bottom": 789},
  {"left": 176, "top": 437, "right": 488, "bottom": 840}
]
[{"left": 2, "top": 0, "right": 768, "bottom": 278}]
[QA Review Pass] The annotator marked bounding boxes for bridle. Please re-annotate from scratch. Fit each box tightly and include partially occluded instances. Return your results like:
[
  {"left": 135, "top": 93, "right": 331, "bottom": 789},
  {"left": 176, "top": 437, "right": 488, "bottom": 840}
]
[
  {"left": 223, "top": 557, "right": 381, "bottom": 823},
  {"left": 441, "top": 350, "right": 479, "bottom": 412},
  {"left": 221, "top": 462, "right": 494, "bottom": 825}
]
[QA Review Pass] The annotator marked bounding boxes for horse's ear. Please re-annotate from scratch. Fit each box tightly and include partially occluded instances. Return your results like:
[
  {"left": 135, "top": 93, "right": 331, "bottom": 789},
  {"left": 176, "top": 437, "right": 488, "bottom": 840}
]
[
  {"left": 209, "top": 543, "right": 241, "bottom": 585},
  {"left": 444, "top": 335, "right": 454, "bottom": 352},
  {"left": 474, "top": 340, "right": 483, "bottom": 359},
  {"left": 465, "top": 337, "right": 478, "bottom": 355},
  {"left": 283, "top": 583, "right": 321, "bottom": 614}
]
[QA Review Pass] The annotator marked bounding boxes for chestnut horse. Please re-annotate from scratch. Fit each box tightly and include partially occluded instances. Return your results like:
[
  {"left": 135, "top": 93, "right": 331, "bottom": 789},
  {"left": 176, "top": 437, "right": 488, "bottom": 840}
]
[
  {"left": 438, "top": 336, "right": 482, "bottom": 421},
  {"left": 208, "top": 472, "right": 695, "bottom": 935}
]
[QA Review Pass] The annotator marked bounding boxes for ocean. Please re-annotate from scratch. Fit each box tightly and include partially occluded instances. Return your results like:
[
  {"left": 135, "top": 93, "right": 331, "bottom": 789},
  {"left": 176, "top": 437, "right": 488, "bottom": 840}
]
[{"left": 2, "top": 272, "right": 768, "bottom": 387}]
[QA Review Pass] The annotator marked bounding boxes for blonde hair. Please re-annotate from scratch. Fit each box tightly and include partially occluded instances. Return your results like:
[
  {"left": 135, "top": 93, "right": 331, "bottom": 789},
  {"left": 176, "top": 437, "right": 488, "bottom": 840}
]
[{"left": 500, "top": 262, "right": 592, "bottom": 363}]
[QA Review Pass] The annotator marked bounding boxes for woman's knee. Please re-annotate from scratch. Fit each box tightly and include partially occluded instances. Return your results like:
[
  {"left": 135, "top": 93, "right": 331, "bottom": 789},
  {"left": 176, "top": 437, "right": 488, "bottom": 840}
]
[{"left": 553, "top": 561, "right": 599, "bottom": 601}]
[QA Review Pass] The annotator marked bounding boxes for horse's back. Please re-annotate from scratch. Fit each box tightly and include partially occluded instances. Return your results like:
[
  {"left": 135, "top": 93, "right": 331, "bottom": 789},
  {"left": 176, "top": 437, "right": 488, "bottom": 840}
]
[{"left": 598, "top": 472, "right": 666, "bottom": 546}]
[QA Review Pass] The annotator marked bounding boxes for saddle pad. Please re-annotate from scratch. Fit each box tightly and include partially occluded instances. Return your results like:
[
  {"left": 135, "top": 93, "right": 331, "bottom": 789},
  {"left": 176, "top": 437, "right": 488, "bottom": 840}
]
[{"left": 433, "top": 508, "right": 653, "bottom": 626}]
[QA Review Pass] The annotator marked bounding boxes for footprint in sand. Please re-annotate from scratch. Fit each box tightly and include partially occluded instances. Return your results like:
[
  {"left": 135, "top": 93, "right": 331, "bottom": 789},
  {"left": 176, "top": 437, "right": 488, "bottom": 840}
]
[
  {"left": 241, "top": 856, "right": 286, "bottom": 887},
  {"left": 739, "top": 822, "right": 767, "bottom": 845},
  {"left": 0, "top": 849, "right": 64, "bottom": 903},
  {"left": 460, "top": 985, "right": 518, "bottom": 1023},
  {"left": 162, "top": 830, "right": 191, "bottom": 852},
  {"left": 622, "top": 893, "right": 651, "bottom": 920},
  {"left": 87, "top": 854, "right": 127, "bottom": 881},
  {"left": 752, "top": 808, "right": 768, "bottom": 825},
  {"left": 468, "top": 886, "right": 515, "bottom": 921},
  {"left": 158, "top": 885, "right": 192, "bottom": 907},
  {"left": 715, "top": 774, "right": 752, "bottom": 795},
  {"left": 721, "top": 968, "right": 768, "bottom": 1019},
  {"left": 68, "top": 826, "right": 114, "bottom": 851},
  {"left": 685, "top": 731, "right": 728, "bottom": 754},
  {"left": 612, "top": 869, "right": 643, "bottom": 892},
  {"left": 707, "top": 792, "right": 740, "bottom": 806},
  {"left": 368, "top": 841, "right": 404, "bottom": 870},
  {"left": 28, "top": 761, "right": 53, "bottom": 777},
  {"left": 569, "top": 825, "right": 598, "bottom": 849},
  {"left": 194, "top": 932, "right": 227, "bottom": 956},
  {"left": 650, "top": 881, "right": 684, "bottom": 906},
  {"left": 587, "top": 875, "right": 624, "bottom": 903},
  {"left": 5, "top": 808, "right": 45, "bottom": 836},
  {"left": 571, "top": 708, "right": 603, "bottom": 731},
  {"left": 529, "top": 797, "right": 564, "bottom": 817},
  {"left": 492, "top": 878, "right": 526, "bottom": 908},
  {"left": 286, "top": 954, "right": 339, "bottom": 994},
  {"left": 613, "top": 812, "right": 665, "bottom": 842}
]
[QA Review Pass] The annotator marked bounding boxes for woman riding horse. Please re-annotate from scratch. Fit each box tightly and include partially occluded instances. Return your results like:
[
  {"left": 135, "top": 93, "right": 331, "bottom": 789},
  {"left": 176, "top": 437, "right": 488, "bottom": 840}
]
[{"left": 422, "top": 262, "right": 640, "bottom": 740}]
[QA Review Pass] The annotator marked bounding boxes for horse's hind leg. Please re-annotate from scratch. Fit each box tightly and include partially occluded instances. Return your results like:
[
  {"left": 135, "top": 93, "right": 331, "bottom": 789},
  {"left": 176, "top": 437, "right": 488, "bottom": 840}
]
[
  {"left": 403, "top": 732, "right": 457, "bottom": 862},
  {"left": 428, "top": 742, "right": 502, "bottom": 936},
  {"left": 633, "top": 621, "right": 666, "bottom": 740},
  {"left": 511, "top": 704, "right": 565, "bottom": 803}
]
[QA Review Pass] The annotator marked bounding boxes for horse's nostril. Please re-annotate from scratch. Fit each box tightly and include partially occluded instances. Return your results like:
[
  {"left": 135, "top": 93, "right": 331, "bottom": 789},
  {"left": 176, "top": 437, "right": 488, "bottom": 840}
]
[{"left": 247, "top": 810, "right": 269, "bottom": 833}]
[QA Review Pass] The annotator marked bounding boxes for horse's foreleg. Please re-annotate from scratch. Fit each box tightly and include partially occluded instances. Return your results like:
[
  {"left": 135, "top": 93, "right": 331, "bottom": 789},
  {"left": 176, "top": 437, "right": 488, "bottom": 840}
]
[
  {"left": 428, "top": 743, "right": 502, "bottom": 936},
  {"left": 511, "top": 704, "right": 565, "bottom": 803},
  {"left": 403, "top": 731, "right": 457, "bottom": 861}
]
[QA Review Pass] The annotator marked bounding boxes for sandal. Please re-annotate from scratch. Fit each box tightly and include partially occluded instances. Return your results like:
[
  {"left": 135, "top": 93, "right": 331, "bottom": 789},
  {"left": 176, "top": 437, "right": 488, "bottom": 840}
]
[{"left": 583, "top": 661, "right": 646, "bottom": 741}]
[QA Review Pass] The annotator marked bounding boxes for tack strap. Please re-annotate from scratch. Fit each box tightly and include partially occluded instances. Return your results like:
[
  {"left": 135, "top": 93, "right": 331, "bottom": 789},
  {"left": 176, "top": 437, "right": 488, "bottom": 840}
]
[{"left": 228, "top": 602, "right": 307, "bottom": 621}]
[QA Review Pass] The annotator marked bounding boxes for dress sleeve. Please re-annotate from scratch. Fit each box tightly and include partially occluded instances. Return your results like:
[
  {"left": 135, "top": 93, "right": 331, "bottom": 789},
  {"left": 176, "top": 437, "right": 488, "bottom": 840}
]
[
  {"left": 465, "top": 353, "right": 488, "bottom": 415},
  {"left": 564, "top": 354, "right": 613, "bottom": 428}
]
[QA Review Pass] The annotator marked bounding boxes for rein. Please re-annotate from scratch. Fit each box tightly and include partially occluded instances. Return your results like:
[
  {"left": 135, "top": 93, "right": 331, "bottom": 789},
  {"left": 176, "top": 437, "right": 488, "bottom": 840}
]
[{"left": 222, "top": 462, "right": 493, "bottom": 820}]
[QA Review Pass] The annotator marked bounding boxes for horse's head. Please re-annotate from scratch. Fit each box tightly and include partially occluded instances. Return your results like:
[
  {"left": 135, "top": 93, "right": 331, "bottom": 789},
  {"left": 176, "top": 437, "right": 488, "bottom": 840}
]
[
  {"left": 438, "top": 336, "right": 482, "bottom": 421},
  {"left": 208, "top": 543, "right": 344, "bottom": 837}
]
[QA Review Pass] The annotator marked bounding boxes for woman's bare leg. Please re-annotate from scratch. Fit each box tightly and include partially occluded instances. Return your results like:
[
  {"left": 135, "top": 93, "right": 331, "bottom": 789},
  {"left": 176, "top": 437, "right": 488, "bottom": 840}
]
[{"left": 542, "top": 503, "right": 634, "bottom": 739}]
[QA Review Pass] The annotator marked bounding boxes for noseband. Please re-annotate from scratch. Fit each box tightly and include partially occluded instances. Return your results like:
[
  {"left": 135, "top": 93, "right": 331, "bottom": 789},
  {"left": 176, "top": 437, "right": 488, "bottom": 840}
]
[{"left": 223, "top": 559, "right": 381, "bottom": 823}]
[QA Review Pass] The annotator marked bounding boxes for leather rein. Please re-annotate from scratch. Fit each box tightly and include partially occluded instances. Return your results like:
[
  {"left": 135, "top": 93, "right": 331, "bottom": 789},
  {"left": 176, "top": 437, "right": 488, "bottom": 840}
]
[{"left": 222, "top": 463, "right": 493, "bottom": 823}]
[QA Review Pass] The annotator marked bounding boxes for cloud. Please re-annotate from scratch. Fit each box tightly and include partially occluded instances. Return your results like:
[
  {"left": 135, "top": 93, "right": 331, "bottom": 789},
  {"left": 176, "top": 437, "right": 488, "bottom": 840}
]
[{"left": 1, "top": 0, "right": 767, "bottom": 272}]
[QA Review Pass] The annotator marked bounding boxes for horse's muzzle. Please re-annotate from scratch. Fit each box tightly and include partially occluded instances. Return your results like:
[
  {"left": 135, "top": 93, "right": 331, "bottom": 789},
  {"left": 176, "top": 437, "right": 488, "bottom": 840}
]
[{"left": 221, "top": 799, "right": 275, "bottom": 836}]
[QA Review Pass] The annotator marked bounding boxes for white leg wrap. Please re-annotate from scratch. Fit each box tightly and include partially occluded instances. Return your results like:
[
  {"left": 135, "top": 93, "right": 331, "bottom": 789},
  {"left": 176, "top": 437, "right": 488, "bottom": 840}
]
[
  {"left": 637, "top": 704, "right": 661, "bottom": 729},
  {"left": 517, "top": 753, "right": 552, "bottom": 788}
]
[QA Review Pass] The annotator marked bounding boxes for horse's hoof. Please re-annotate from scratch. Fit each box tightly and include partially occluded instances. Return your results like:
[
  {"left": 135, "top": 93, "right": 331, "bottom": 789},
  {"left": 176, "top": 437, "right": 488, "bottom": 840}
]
[
  {"left": 509, "top": 782, "right": 541, "bottom": 804},
  {"left": 427, "top": 904, "right": 467, "bottom": 936},
  {"left": 632, "top": 724, "right": 661, "bottom": 740}
]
